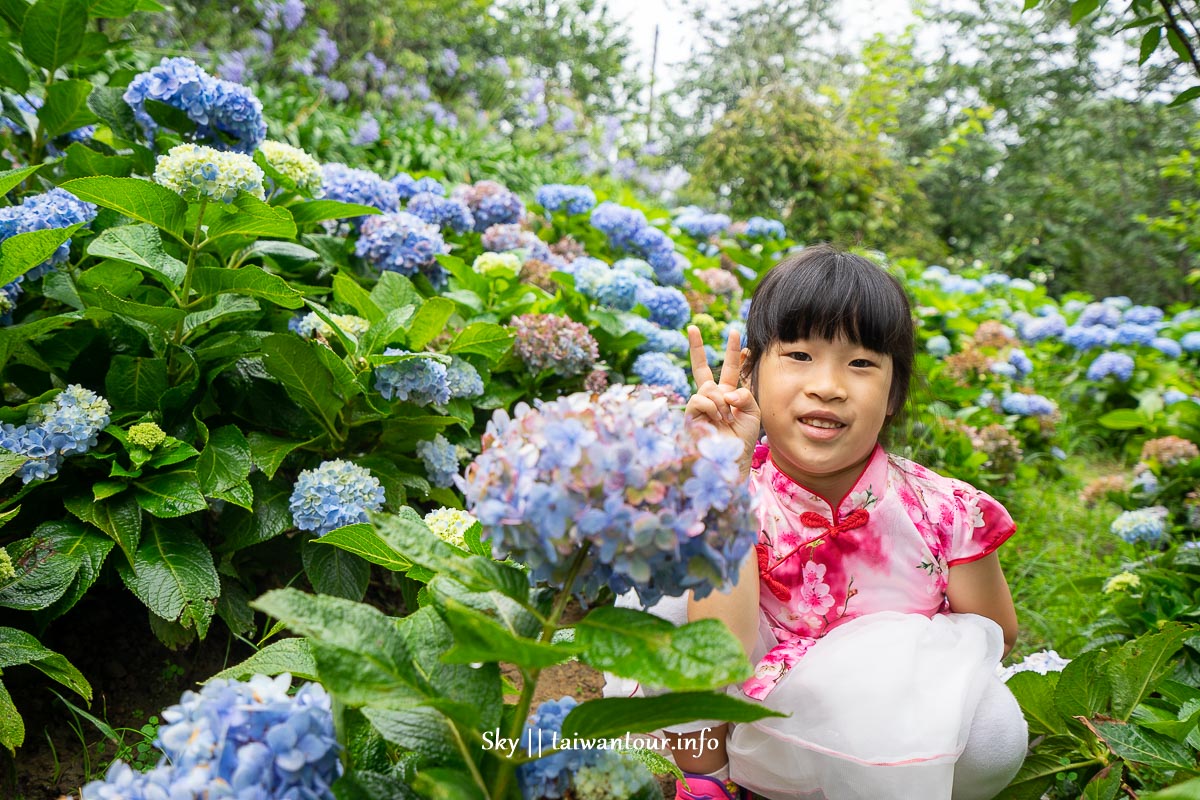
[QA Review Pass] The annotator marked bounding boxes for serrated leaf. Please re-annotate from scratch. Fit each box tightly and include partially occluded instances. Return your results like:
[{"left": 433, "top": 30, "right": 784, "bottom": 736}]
[
  {"left": 190, "top": 266, "right": 304, "bottom": 308},
  {"left": 88, "top": 224, "right": 185, "bottom": 288},
  {"left": 62, "top": 492, "right": 137, "bottom": 562},
  {"left": 0, "top": 525, "right": 83, "bottom": 610},
  {"left": 1053, "top": 649, "right": 1108, "bottom": 722},
  {"left": 218, "top": 472, "right": 293, "bottom": 552},
  {"left": 561, "top": 692, "right": 785, "bottom": 740},
  {"left": 411, "top": 769, "right": 486, "bottom": 800},
  {"left": 437, "top": 595, "right": 581, "bottom": 668},
  {"left": 0, "top": 164, "right": 41, "bottom": 197},
  {"left": 38, "top": 78, "right": 97, "bottom": 139},
  {"left": 260, "top": 333, "right": 344, "bottom": 428},
  {"left": 245, "top": 431, "right": 308, "bottom": 479},
  {"left": 333, "top": 273, "right": 382, "bottom": 322},
  {"left": 105, "top": 355, "right": 169, "bottom": 412},
  {"left": 196, "top": 424, "right": 251, "bottom": 496},
  {"left": 1094, "top": 720, "right": 1196, "bottom": 769},
  {"left": 1110, "top": 624, "right": 1192, "bottom": 721},
  {"left": 0, "top": 628, "right": 91, "bottom": 702},
  {"left": 1081, "top": 764, "right": 1122, "bottom": 800},
  {"left": 289, "top": 199, "right": 381, "bottom": 226},
  {"left": 369, "top": 271, "right": 419, "bottom": 314},
  {"left": 0, "top": 450, "right": 28, "bottom": 483},
  {"left": 85, "top": 286, "right": 187, "bottom": 328},
  {"left": 361, "top": 706, "right": 462, "bottom": 764},
  {"left": 215, "top": 575, "right": 255, "bottom": 637},
  {"left": 205, "top": 193, "right": 297, "bottom": 241},
  {"left": 243, "top": 240, "right": 319, "bottom": 267},
  {"left": 0, "top": 224, "right": 82, "bottom": 287},
  {"left": 134, "top": 470, "right": 207, "bottom": 518},
  {"left": 576, "top": 607, "right": 752, "bottom": 691},
  {"left": 22, "top": 0, "right": 87, "bottom": 71},
  {"left": 87, "top": 85, "right": 139, "bottom": 142},
  {"left": 115, "top": 521, "right": 219, "bottom": 637},
  {"left": 407, "top": 297, "right": 456, "bottom": 351},
  {"left": 182, "top": 294, "right": 260, "bottom": 336},
  {"left": 302, "top": 541, "right": 369, "bottom": 601},
  {"left": 61, "top": 176, "right": 188, "bottom": 238},
  {"left": 208, "top": 638, "right": 318, "bottom": 683},
  {"left": 448, "top": 322, "right": 514, "bottom": 362},
  {"left": 314, "top": 523, "right": 414, "bottom": 572},
  {"left": 0, "top": 312, "right": 81, "bottom": 372},
  {"left": 0, "top": 679, "right": 22, "bottom": 753},
  {"left": 1142, "top": 778, "right": 1200, "bottom": 799}
]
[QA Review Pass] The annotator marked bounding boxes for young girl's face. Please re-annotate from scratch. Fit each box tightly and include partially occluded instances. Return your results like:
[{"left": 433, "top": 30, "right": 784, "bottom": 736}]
[{"left": 751, "top": 335, "right": 894, "bottom": 499}]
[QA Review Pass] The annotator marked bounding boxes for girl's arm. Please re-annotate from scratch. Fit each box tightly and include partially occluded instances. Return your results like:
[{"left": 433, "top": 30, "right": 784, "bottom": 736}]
[{"left": 946, "top": 552, "right": 1019, "bottom": 659}]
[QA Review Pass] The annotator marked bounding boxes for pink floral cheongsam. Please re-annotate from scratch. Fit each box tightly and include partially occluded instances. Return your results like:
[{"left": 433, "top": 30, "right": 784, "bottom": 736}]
[{"left": 742, "top": 440, "right": 1016, "bottom": 700}]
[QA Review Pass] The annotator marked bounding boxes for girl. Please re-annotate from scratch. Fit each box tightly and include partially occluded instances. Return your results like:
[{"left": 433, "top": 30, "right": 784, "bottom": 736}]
[{"left": 605, "top": 246, "right": 1028, "bottom": 800}]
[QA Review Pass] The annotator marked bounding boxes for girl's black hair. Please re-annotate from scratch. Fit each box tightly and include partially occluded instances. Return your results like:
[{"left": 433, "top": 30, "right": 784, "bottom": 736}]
[{"left": 742, "top": 244, "right": 916, "bottom": 431}]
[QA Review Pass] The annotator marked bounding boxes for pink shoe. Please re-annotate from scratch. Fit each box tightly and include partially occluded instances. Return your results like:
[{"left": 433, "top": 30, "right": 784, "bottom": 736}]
[{"left": 675, "top": 772, "right": 752, "bottom": 800}]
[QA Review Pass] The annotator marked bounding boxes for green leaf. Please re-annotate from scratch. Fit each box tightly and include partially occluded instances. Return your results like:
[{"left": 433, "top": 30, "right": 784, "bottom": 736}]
[
  {"left": 436, "top": 595, "right": 580, "bottom": 668},
  {"left": 302, "top": 542, "right": 370, "bottom": 601},
  {"left": 115, "top": 521, "right": 219, "bottom": 637},
  {"left": 361, "top": 706, "right": 463, "bottom": 764},
  {"left": 407, "top": 297, "right": 456, "bottom": 351},
  {"left": 191, "top": 266, "right": 304, "bottom": 308},
  {"left": 1140, "top": 26, "right": 1162, "bottom": 65},
  {"left": 0, "top": 450, "right": 28, "bottom": 483},
  {"left": 369, "top": 271, "right": 419, "bottom": 314},
  {"left": 0, "top": 627, "right": 90, "bottom": 702},
  {"left": 205, "top": 193, "right": 297, "bottom": 241},
  {"left": 218, "top": 472, "right": 293, "bottom": 552},
  {"left": 37, "top": 78, "right": 97, "bottom": 139},
  {"left": 1170, "top": 85, "right": 1200, "bottom": 107},
  {"left": 333, "top": 273, "right": 382, "bottom": 322},
  {"left": 1096, "top": 409, "right": 1145, "bottom": 430},
  {"left": 87, "top": 85, "right": 139, "bottom": 142},
  {"left": 208, "top": 638, "right": 318, "bottom": 683},
  {"left": 0, "top": 45, "right": 30, "bottom": 94},
  {"left": 0, "top": 224, "right": 82, "bottom": 287},
  {"left": 61, "top": 177, "right": 188, "bottom": 238},
  {"left": 216, "top": 575, "right": 255, "bottom": 637},
  {"left": 1081, "top": 764, "right": 1122, "bottom": 800},
  {"left": 62, "top": 492, "right": 138, "bottom": 563},
  {"left": 1142, "top": 778, "right": 1200, "bottom": 799},
  {"left": 134, "top": 470, "right": 207, "bottom": 518},
  {"left": 411, "top": 768, "right": 487, "bottom": 800},
  {"left": 88, "top": 224, "right": 185, "bottom": 289},
  {"left": 0, "top": 525, "right": 83, "bottom": 610},
  {"left": 0, "top": 164, "right": 41, "bottom": 197},
  {"left": 1007, "top": 670, "right": 1068, "bottom": 737},
  {"left": 448, "top": 322, "right": 514, "bottom": 363},
  {"left": 561, "top": 692, "right": 785, "bottom": 740},
  {"left": 196, "top": 425, "right": 252, "bottom": 496},
  {"left": 21, "top": 0, "right": 87, "bottom": 71},
  {"left": 245, "top": 432, "right": 308, "bottom": 479},
  {"left": 87, "top": 286, "right": 188, "bottom": 329},
  {"left": 289, "top": 199, "right": 381, "bottom": 226},
  {"left": 1110, "top": 624, "right": 1192, "bottom": 721},
  {"left": 260, "top": 333, "right": 344, "bottom": 428},
  {"left": 1167, "top": 27, "right": 1192, "bottom": 61},
  {"left": 243, "top": 240, "right": 319, "bottom": 267},
  {"left": 396, "top": 606, "right": 503, "bottom": 730},
  {"left": 357, "top": 307, "right": 416, "bottom": 356},
  {"left": 182, "top": 294, "right": 260, "bottom": 336},
  {"left": 105, "top": 355, "right": 169, "bottom": 413},
  {"left": 314, "top": 523, "right": 414, "bottom": 572},
  {"left": 1095, "top": 720, "right": 1196, "bottom": 769},
  {"left": 333, "top": 772, "right": 421, "bottom": 800},
  {"left": 0, "top": 680, "right": 23, "bottom": 753},
  {"left": 0, "top": 313, "right": 81, "bottom": 372},
  {"left": 1069, "top": 0, "right": 1099, "bottom": 24},
  {"left": 576, "top": 607, "right": 753, "bottom": 691},
  {"left": 1054, "top": 649, "right": 1110, "bottom": 722}
]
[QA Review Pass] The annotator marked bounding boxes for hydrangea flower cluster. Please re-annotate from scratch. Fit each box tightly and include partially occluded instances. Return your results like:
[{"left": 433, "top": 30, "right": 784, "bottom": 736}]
[
  {"left": 481, "top": 223, "right": 541, "bottom": 253},
  {"left": 511, "top": 313, "right": 600, "bottom": 378},
  {"left": 695, "top": 268, "right": 741, "bottom": 297},
  {"left": 154, "top": 144, "right": 265, "bottom": 203},
  {"left": 627, "top": 317, "right": 689, "bottom": 358},
  {"left": 1077, "top": 303, "right": 1122, "bottom": 328},
  {"left": 446, "top": 356, "right": 485, "bottom": 399},
  {"left": 123, "top": 57, "right": 266, "bottom": 152},
  {"left": 1086, "top": 352, "right": 1135, "bottom": 382},
  {"left": 675, "top": 209, "right": 731, "bottom": 239},
  {"left": 417, "top": 433, "right": 460, "bottom": 488},
  {"left": 127, "top": 422, "right": 167, "bottom": 450},
  {"left": 1113, "top": 323, "right": 1158, "bottom": 346},
  {"left": 926, "top": 335, "right": 952, "bottom": 357},
  {"left": 80, "top": 674, "right": 341, "bottom": 799},
  {"left": 1017, "top": 313, "right": 1067, "bottom": 342},
  {"left": 259, "top": 140, "right": 324, "bottom": 197},
  {"left": 288, "top": 311, "right": 370, "bottom": 340},
  {"left": 573, "top": 750, "right": 659, "bottom": 800},
  {"left": 631, "top": 352, "right": 690, "bottom": 399},
  {"left": 745, "top": 216, "right": 786, "bottom": 239},
  {"left": 1181, "top": 331, "right": 1200, "bottom": 353},
  {"left": 589, "top": 202, "right": 682, "bottom": 285},
  {"left": 517, "top": 697, "right": 600, "bottom": 799},
  {"left": 424, "top": 507, "right": 479, "bottom": 551},
  {"left": 536, "top": 184, "right": 598, "bottom": 216},
  {"left": 1140, "top": 436, "right": 1200, "bottom": 469},
  {"left": 459, "top": 384, "right": 758, "bottom": 604},
  {"left": 473, "top": 252, "right": 522, "bottom": 279},
  {"left": 999, "top": 392, "right": 1057, "bottom": 417},
  {"left": 1164, "top": 388, "right": 1197, "bottom": 406},
  {"left": 374, "top": 350, "right": 451, "bottom": 405},
  {"left": 289, "top": 459, "right": 385, "bottom": 535},
  {"left": 320, "top": 163, "right": 400, "bottom": 219},
  {"left": 392, "top": 173, "right": 445, "bottom": 200},
  {"left": 1151, "top": 337, "right": 1182, "bottom": 358},
  {"left": 1123, "top": 305, "right": 1164, "bottom": 326},
  {"left": 455, "top": 180, "right": 525, "bottom": 232},
  {"left": 1063, "top": 324, "right": 1115, "bottom": 350},
  {"left": 406, "top": 192, "right": 474, "bottom": 233},
  {"left": 355, "top": 212, "right": 449, "bottom": 286},
  {"left": 0, "top": 549, "right": 13, "bottom": 583},
  {"left": 636, "top": 284, "right": 692, "bottom": 330},
  {"left": 258, "top": 0, "right": 305, "bottom": 31},
  {"left": 0, "top": 385, "right": 110, "bottom": 483},
  {"left": 0, "top": 188, "right": 97, "bottom": 308},
  {"left": 1102, "top": 571, "right": 1141, "bottom": 594},
  {"left": 1111, "top": 505, "right": 1169, "bottom": 544},
  {"left": 996, "top": 650, "right": 1070, "bottom": 682}
]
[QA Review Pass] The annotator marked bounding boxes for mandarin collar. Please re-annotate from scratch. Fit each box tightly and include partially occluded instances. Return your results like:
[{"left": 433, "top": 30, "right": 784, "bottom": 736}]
[{"left": 754, "top": 441, "right": 889, "bottom": 524}]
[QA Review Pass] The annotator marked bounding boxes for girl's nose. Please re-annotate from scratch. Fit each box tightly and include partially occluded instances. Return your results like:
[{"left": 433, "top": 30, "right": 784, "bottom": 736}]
[{"left": 805, "top": 366, "right": 847, "bottom": 401}]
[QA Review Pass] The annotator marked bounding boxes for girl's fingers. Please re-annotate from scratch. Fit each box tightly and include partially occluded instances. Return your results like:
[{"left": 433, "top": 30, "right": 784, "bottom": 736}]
[
  {"left": 687, "top": 326, "right": 715, "bottom": 387},
  {"left": 718, "top": 328, "right": 742, "bottom": 389},
  {"left": 686, "top": 395, "right": 723, "bottom": 425}
]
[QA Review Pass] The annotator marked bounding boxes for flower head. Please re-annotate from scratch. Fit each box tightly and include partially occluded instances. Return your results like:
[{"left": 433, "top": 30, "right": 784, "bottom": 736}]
[
  {"left": 0, "top": 188, "right": 97, "bottom": 286},
  {"left": 1102, "top": 571, "right": 1141, "bottom": 594},
  {"left": 154, "top": 143, "right": 265, "bottom": 203},
  {"left": 631, "top": 352, "right": 690, "bottom": 400},
  {"left": 417, "top": 433, "right": 460, "bottom": 488},
  {"left": 1086, "top": 352, "right": 1135, "bottom": 382},
  {"left": 455, "top": 180, "right": 525, "bottom": 232},
  {"left": 289, "top": 459, "right": 385, "bottom": 535},
  {"left": 289, "top": 311, "right": 370, "bottom": 340},
  {"left": 1111, "top": 505, "right": 1169, "bottom": 544},
  {"left": 517, "top": 697, "right": 600, "bottom": 799},
  {"left": 636, "top": 284, "right": 692, "bottom": 330},
  {"left": 535, "top": 184, "right": 597, "bottom": 216},
  {"left": 407, "top": 192, "right": 474, "bottom": 233},
  {"left": 511, "top": 314, "right": 600, "bottom": 378},
  {"left": 424, "top": 507, "right": 479, "bottom": 551},
  {"left": 744, "top": 216, "right": 786, "bottom": 240},
  {"left": 355, "top": 212, "right": 448, "bottom": 285},
  {"left": 0, "top": 385, "right": 110, "bottom": 483},
  {"left": 459, "top": 384, "right": 758, "bottom": 605},
  {"left": 127, "top": 422, "right": 167, "bottom": 450},
  {"left": 259, "top": 139, "right": 324, "bottom": 197},
  {"left": 374, "top": 349, "right": 451, "bottom": 405},
  {"left": 321, "top": 163, "right": 399, "bottom": 220}
]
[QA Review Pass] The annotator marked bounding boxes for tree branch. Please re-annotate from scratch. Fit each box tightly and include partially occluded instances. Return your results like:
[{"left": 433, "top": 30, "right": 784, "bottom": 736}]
[{"left": 1159, "top": 0, "right": 1200, "bottom": 80}]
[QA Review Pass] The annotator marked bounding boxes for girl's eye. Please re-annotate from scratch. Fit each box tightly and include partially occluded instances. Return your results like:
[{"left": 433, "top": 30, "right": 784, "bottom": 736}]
[
  {"left": 787, "top": 352, "right": 811, "bottom": 361},
  {"left": 851, "top": 359, "right": 874, "bottom": 368}
]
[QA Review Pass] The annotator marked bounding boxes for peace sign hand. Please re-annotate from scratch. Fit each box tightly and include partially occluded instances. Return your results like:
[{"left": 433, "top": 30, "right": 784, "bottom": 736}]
[{"left": 685, "top": 325, "right": 761, "bottom": 469}]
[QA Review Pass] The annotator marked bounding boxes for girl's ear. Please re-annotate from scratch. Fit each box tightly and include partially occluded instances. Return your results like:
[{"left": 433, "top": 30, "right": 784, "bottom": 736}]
[{"left": 741, "top": 347, "right": 752, "bottom": 388}]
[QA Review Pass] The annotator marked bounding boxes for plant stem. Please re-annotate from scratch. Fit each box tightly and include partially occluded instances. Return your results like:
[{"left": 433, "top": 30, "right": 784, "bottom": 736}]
[
  {"left": 489, "top": 542, "right": 591, "bottom": 799},
  {"left": 173, "top": 198, "right": 208, "bottom": 347}
]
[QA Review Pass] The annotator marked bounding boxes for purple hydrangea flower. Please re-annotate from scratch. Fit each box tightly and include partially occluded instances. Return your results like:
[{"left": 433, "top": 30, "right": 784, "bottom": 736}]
[
  {"left": 392, "top": 173, "right": 446, "bottom": 200},
  {"left": 511, "top": 313, "right": 600, "bottom": 378},
  {"left": 350, "top": 113, "right": 380, "bottom": 146},
  {"left": 406, "top": 192, "right": 474, "bottom": 233},
  {"left": 355, "top": 211, "right": 448, "bottom": 281}
]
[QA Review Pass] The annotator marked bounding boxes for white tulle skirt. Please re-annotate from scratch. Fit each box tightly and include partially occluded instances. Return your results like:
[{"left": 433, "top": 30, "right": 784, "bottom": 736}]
[{"left": 728, "top": 611, "right": 1005, "bottom": 800}]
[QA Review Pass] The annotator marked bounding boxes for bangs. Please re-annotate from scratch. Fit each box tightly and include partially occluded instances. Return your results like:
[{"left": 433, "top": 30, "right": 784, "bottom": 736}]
[{"left": 746, "top": 248, "right": 911, "bottom": 357}]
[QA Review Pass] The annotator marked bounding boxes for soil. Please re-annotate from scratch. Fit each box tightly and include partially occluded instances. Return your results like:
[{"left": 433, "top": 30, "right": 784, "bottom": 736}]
[{"left": 2, "top": 588, "right": 678, "bottom": 799}]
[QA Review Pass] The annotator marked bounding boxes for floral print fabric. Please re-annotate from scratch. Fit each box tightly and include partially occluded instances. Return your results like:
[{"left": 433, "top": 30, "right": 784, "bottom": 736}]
[{"left": 742, "top": 441, "right": 1016, "bottom": 699}]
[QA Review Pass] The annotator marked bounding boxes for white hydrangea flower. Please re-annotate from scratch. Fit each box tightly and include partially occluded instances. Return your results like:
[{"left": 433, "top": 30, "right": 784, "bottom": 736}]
[
  {"left": 153, "top": 143, "right": 265, "bottom": 203},
  {"left": 473, "top": 251, "right": 521, "bottom": 278},
  {"left": 260, "top": 139, "right": 324, "bottom": 197},
  {"left": 424, "top": 507, "right": 479, "bottom": 551},
  {"left": 1102, "top": 571, "right": 1141, "bottom": 594},
  {"left": 996, "top": 649, "right": 1070, "bottom": 682}
]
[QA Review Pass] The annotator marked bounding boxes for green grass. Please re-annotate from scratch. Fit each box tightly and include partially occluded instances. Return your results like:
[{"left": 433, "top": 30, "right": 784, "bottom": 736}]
[{"left": 997, "top": 454, "right": 1139, "bottom": 662}]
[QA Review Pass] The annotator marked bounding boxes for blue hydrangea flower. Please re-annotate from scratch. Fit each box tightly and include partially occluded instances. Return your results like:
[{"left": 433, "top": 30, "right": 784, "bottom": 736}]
[
  {"left": 1150, "top": 337, "right": 1182, "bottom": 358},
  {"left": 392, "top": 173, "right": 446, "bottom": 200},
  {"left": 980, "top": 272, "right": 1011, "bottom": 288},
  {"left": 455, "top": 180, "right": 524, "bottom": 232},
  {"left": 593, "top": 270, "right": 648, "bottom": 311},
  {"left": 417, "top": 433, "right": 459, "bottom": 488},
  {"left": 627, "top": 316, "right": 689, "bottom": 358},
  {"left": 1164, "top": 388, "right": 1194, "bottom": 406},
  {"left": 1000, "top": 392, "right": 1057, "bottom": 417},
  {"left": 560, "top": 256, "right": 610, "bottom": 297},
  {"left": 123, "top": 57, "right": 266, "bottom": 152},
  {"left": 289, "top": 459, "right": 385, "bottom": 535},
  {"left": 0, "top": 385, "right": 110, "bottom": 483},
  {"left": 517, "top": 697, "right": 601, "bottom": 799},
  {"left": 0, "top": 188, "right": 97, "bottom": 298},
  {"left": 536, "top": 184, "right": 598, "bottom": 216},
  {"left": 259, "top": 0, "right": 305, "bottom": 31},
  {"left": 1113, "top": 323, "right": 1158, "bottom": 346},
  {"left": 926, "top": 335, "right": 951, "bottom": 357},
  {"left": 1111, "top": 506, "right": 1168, "bottom": 544},
  {"left": 631, "top": 352, "right": 690, "bottom": 399},
  {"left": 1123, "top": 305, "right": 1164, "bottom": 326},
  {"left": 745, "top": 216, "right": 786, "bottom": 239},
  {"left": 1077, "top": 302, "right": 1122, "bottom": 328},
  {"left": 675, "top": 210, "right": 730, "bottom": 239},
  {"left": 1086, "top": 352, "right": 1135, "bottom": 381},
  {"left": 1063, "top": 324, "right": 1116, "bottom": 350},
  {"left": 355, "top": 211, "right": 448, "bottom": 283},
  {"left": 1009, "top": 349, "right": 1033, "bottom": 377},
  {"left": 1019, "top": 314, "right": 1067, "bottom": 342},
  {"left": 990, "top": 362, "right": 1017, "bottom": 378},
  {"left": 1183, "top": 331, "right": 1200, "bottom": 353},
  {"left": 636, "top": 284, "right": 691, "bottom": 330},
  {"left": 590, "top": 201, "right": 647, "bottom": 251},
  {"left": 374, "top": 349, "right": 451, "bottom": 405},
  {"left": 321, "top": 163, "right": 400, "bottom": 222},
  {"left": 459, "top": 385, "right": 757, "bottom": 605},
  {"left": 406, "top": 192, "right": 474, "bottom": 233},
  {"left": 350, "top": 113, "right": 380, "bottom": 146},
  {"left": 939, "top": 274, "right": 984, "bottom": 294},
  {"left": 446, "top": 356, "right": 484, "bottom": 399}
]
